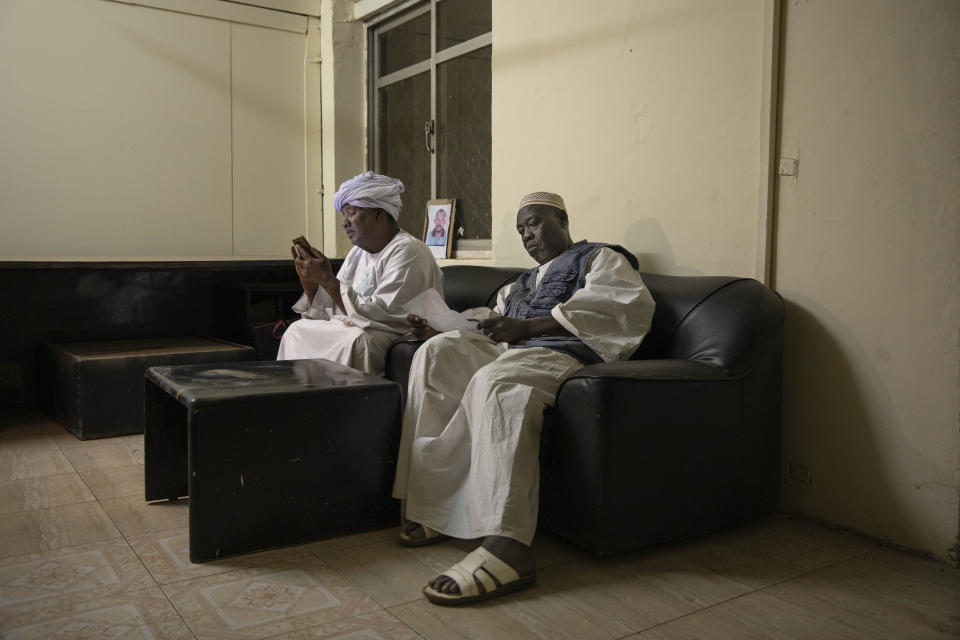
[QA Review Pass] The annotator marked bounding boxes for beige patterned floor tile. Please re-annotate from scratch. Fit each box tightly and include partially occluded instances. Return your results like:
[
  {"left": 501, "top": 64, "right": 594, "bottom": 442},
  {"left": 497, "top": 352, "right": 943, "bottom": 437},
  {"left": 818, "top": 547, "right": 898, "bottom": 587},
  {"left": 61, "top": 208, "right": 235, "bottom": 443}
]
[
  {"left": 100, "top": 495, "right": 189, "bottom": 537},
  {"left": 765, "top": 513, "right": 879, "bottom": 557},
  {"left": 637, "top": 590, "right": 868, "bottom": 640},
  {"left": 41, "top": 421, "right": 144, "bottom": 451},
  {"left": 0, "top": 430, "right": 74, "bottom": 482},
  {"left": 304, "top": 530, "right": 391, "bottom": 556},
  {"left": 129, "top": 527, "right": 314, "bottom": 585},
  {"left": 32, "top": 420, "right": 85, "bottom": 448},
  {"left": 314, "top": 538, "right": 489, "bottom": 608},
  {"left": 0, "top": 584, "right": 193, "bottom": 639},
  {"left": 374, "top": 526, "right": 411, "bottom": 543},
  {"left": 60, "top": 439, "right": 145, "bottom": 472},
  {"left": 529, "top": 532, "right": 582, "bottom": 570},
  {"left": 79, "top": 465, "right": 145, "bottom": 501},
  {"left": 0, "top": 413, "right": 66, "bottom": 438},
  {"left": 162, "top": 558, "right": 381, "bottom": 638},
  {"left": 272, "top": 608, "right": 423, "bottom": 639},
  {"left": 860, "top": 546, "right": 960, "bottom": 592},
  {"left": 762, "top": 556, "right": 960, "bottom": 639},
  {"left": 535, "top": 549, "right": 753, "bottom": 630},
  {"left": 671, "top": 516, "right": 865, "bottom": 589},
  {"left": 0, "top": 539, "right": 155, "bottom": 615},
  {"left": 0, "top": 502, "right": 122, "bottom": 559},
  {"left": 0, "top": 473, "right": 96, "bottom": 514},
  {"left": 390, "top": 564, "right": 634, "bottom": 640}
]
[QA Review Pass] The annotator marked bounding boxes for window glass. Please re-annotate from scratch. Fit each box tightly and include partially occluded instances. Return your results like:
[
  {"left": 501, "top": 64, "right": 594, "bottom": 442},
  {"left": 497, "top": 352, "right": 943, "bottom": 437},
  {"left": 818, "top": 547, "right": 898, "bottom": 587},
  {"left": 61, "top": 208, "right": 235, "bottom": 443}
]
[
  {"left": 437, "top": 0, "right": 491, "bottom": 51},
  {"left": 378, "top": 72, "right": 431, "bottom": 238},
  {"left": 372, "top": 0, "right": 492, "bottom": 244},
  {"left": 378, "top": 12, "right": 430, "bottom": 76},
  {"left": 437, "top": 45, "right": 491, "bottom": 239}
]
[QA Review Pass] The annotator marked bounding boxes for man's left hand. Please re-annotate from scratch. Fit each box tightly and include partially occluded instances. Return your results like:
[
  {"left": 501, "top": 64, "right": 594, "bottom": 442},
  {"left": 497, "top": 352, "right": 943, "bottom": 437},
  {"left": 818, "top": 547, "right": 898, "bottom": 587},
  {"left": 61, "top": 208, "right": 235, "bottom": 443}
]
[
  {"left": 406, "top": 314, "right": 440, "bottom": 341},
  {"left": 476, "top": 316, "right": 529, "bottom": 344}
]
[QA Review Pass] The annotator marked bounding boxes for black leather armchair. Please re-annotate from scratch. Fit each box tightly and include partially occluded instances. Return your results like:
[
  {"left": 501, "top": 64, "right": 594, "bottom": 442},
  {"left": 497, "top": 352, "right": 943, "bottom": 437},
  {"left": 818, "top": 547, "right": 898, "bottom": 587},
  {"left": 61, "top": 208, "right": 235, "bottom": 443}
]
[{"left": 384, "top": 266, "right": 784, "bottom": 556}]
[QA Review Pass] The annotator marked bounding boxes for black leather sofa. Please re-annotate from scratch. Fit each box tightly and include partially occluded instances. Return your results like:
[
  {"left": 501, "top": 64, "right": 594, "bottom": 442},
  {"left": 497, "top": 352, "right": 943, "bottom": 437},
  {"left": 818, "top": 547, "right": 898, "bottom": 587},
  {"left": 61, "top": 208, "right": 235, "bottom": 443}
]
[{"left": 385, "top": 265, "right": 784, "bottom": 556}]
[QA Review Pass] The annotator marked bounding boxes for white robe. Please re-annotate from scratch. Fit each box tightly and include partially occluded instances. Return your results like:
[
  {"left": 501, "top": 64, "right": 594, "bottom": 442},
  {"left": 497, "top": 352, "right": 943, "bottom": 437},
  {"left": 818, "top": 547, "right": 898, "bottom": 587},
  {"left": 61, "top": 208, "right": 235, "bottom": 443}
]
[
  {"left": 277, "top": 231, "right": 443, "bottom": 377},
  {"left": 393, "top": 247, "right": 656, "bottom": 545}
]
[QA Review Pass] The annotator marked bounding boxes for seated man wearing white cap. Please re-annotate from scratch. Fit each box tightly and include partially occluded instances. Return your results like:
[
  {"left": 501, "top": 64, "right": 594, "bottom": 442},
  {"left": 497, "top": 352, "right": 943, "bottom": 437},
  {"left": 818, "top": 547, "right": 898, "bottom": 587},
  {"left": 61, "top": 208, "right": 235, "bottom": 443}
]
[
  {"left": 393, "top": 192, "right": 657, "bottom": 605},
  {"left": 277, "top": 171, "right": 444, "bottom": 377}
]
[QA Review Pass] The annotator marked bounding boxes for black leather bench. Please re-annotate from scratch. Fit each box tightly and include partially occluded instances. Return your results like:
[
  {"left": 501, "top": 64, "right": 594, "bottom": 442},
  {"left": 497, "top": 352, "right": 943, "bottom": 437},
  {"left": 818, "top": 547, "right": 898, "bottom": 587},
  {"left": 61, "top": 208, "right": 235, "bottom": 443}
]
[{"left": 46, "top": 337, "right": 254, "bottom": 440}]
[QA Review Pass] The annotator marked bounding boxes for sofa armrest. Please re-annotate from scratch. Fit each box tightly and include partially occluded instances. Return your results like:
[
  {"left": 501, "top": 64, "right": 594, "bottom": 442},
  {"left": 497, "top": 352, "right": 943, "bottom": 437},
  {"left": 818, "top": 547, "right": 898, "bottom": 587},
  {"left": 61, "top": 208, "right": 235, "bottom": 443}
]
[
  {"left": 567, "top": 358, "right": 731, "bottom": 383},
  {"left": 383, "top": 339, "right": 426, "bottom": 404},
  {"left": 541, "top": 357, "right": 777, "bottom": 554}
]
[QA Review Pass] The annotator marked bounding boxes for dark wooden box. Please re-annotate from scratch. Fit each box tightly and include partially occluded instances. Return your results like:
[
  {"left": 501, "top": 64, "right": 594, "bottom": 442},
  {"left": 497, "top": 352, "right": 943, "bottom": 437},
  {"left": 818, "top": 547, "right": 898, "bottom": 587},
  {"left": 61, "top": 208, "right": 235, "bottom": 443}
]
[{"left": 47, "top": 337, "right": 255, "bottom": 440}]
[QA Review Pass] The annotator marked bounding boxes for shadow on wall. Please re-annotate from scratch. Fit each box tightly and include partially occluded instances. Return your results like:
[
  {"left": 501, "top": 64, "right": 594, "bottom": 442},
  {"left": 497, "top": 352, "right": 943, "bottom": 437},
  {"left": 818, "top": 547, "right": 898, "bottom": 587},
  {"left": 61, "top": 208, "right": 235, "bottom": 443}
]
[
  {"left": 624, "top": 218, "right": 702, "bottom": 276},
  {"left": 493, "top": 212, "right": 703, "bottom": 277},
  {"left": 779, "top": 295, "right": 949, "bottom": 557}
]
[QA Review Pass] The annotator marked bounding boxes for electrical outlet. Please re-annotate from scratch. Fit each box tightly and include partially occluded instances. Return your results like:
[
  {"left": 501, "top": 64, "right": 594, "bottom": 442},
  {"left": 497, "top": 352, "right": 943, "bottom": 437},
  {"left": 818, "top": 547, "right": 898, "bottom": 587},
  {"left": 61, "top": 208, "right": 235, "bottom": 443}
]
[{"left": 787, "top": 462, "right": 812, "bottom": 485}]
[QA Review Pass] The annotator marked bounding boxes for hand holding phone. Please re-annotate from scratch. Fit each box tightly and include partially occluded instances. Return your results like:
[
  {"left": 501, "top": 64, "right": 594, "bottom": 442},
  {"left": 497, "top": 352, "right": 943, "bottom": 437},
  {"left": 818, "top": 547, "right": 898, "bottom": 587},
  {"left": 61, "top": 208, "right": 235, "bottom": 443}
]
[{"left": 292, "top": 235, "right": 317, "bottom": 259}]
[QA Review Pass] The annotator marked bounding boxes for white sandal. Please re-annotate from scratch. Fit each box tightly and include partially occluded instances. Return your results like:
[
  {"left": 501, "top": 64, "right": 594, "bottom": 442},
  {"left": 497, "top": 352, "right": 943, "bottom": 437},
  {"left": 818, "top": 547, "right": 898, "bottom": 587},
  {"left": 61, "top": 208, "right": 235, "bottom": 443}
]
[
  {"left": 423, "top": 547, "right": 536, "bottom": 606},
  {"left": 398, "top": 523, "right": 449, "bottom": 547}
]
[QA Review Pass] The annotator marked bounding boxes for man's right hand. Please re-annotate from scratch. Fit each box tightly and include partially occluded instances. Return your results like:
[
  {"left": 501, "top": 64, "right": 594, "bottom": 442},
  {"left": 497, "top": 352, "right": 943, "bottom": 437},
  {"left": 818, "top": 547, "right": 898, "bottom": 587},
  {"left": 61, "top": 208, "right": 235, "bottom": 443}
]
[
  {"left": 406, "top": 314, "right": 440, "bottom": 341},
  {"left": 291, "top": 244, "right": 335, "bottom": 304}
]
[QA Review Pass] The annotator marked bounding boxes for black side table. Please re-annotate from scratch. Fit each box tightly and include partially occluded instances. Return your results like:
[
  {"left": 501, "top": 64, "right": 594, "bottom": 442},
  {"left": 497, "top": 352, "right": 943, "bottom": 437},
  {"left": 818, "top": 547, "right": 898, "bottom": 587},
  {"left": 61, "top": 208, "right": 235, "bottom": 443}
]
[{"left": 144, "top": 358, "right": 402, "bottom": 562}]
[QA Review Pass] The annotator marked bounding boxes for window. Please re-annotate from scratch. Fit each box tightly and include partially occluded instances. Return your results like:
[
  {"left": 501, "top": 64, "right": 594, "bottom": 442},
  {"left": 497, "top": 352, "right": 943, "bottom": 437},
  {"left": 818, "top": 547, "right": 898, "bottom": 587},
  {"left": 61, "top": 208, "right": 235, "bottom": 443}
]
[{"left": 370, "top": 0, "right": 491, "bottom": 248}]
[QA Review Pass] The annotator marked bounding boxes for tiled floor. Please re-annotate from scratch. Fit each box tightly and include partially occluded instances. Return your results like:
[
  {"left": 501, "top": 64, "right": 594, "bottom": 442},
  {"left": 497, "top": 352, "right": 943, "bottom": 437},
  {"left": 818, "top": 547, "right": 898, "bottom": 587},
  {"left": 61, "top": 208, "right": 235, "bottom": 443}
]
[{"left": 1, "top": 409, "right": 958, "bottom": 639}]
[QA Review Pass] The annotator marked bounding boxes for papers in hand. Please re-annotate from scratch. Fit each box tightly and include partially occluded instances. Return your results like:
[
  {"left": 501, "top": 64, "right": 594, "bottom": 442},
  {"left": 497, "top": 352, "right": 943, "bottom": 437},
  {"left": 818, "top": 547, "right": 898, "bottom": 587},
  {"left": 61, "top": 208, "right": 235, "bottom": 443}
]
[{"left": 402, "top": 289, "right": 484, "bottom": 333}]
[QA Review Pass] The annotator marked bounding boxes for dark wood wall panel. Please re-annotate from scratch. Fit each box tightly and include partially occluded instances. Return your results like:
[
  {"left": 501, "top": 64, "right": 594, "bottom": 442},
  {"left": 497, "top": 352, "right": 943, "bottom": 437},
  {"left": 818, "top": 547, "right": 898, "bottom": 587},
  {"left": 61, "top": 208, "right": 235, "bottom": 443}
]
[{"left": 0, "top": 260, "right": 326, "bottom": 408}]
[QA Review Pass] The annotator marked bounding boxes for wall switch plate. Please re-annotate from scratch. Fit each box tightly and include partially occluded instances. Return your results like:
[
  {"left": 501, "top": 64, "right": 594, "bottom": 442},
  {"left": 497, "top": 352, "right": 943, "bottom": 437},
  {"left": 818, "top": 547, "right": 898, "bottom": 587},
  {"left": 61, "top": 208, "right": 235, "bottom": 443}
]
[{"left": 778, "top": 157, "right": 799, "bottom": 176}]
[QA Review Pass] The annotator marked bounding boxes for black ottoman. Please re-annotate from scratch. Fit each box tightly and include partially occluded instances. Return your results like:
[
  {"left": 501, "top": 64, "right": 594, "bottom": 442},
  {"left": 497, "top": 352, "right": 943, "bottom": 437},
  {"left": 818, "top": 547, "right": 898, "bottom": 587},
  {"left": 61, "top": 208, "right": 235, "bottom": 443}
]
[
  {"left": 144, "top": 358, "right": 403, "bottom": 562},
  {"left": 47, "top": 337, "right": 255, "bottom": 440}
]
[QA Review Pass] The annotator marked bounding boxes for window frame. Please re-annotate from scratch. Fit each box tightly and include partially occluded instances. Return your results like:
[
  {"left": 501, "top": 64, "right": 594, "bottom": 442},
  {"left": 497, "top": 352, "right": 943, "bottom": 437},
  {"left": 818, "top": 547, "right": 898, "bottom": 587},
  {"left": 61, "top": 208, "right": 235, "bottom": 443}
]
[{"left": 367, "top": 0, "right": 492, "bottom": 242}]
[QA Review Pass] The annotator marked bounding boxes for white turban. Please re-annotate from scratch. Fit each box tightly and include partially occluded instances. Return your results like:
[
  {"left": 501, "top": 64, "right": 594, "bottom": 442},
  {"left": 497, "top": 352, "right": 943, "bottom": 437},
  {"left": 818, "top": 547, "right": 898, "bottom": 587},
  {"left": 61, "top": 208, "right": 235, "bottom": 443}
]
[{"left": 333, "top": 171, "right": 405, "bottom": 220}]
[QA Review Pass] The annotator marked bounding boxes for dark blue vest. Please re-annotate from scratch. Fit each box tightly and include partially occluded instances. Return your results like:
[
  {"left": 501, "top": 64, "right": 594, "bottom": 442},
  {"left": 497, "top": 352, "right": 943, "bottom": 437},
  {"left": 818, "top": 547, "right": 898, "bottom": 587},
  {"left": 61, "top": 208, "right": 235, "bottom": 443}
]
[{"left": 503, "top": 241, "right": 639, "bottom": 364}]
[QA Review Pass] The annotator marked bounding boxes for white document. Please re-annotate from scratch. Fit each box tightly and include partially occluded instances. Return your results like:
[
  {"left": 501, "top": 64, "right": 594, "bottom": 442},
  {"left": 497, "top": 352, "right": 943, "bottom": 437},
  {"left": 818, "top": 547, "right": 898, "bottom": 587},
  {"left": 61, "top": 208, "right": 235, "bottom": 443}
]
[{"left": 403, "top": 289, "right": 485, "bottom": 333}]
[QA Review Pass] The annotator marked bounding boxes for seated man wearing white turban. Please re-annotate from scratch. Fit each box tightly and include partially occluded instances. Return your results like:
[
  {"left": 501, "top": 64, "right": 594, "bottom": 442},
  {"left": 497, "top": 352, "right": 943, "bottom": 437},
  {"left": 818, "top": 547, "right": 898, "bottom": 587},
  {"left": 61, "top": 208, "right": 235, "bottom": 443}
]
[
  {"left": 277, "top": 171, "right": 444, "bottom": 377},
  {"left": 393, "top": 192, "right": 656, "bottom": 605}
]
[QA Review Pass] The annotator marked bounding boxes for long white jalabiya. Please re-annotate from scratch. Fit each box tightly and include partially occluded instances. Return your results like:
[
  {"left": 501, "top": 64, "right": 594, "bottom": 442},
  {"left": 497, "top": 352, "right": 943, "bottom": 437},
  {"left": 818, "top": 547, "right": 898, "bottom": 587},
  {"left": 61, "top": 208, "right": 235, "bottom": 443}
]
[
  {"left": 393, "top": 247, "right": 656, "bottom": 545},
  {"left": 277, "top": 231, "right": 443, "bottom": 376},
  {"left": 333, "top": 171, "right": 405, "bottom": 220}
]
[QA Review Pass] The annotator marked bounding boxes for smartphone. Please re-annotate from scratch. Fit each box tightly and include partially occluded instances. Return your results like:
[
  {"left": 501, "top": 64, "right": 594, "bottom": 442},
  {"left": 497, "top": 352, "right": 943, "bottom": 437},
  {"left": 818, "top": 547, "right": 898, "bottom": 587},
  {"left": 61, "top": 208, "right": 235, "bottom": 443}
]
[{"left": 292, "top": 235, "right": 315, "bottom": 257}]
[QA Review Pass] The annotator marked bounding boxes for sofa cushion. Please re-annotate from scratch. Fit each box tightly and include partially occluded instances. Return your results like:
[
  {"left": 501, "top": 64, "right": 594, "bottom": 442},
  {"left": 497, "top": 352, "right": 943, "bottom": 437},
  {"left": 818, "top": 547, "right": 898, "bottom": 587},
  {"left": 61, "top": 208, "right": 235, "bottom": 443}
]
[{"left": 441, "top": 265, "right": 525, "bottom": 311}]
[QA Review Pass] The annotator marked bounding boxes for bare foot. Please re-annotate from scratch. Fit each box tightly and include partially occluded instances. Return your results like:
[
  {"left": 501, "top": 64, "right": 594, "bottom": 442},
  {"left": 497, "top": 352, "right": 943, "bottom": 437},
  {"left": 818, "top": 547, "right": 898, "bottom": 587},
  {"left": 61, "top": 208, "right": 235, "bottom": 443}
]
[
  {"left": 399, "top": 519, "right": 449, "bottom": 547},
  {"left": 402, "top": 519, "right": 427, "bottom": 542},
  {"left": 428, "top": 536, "right": 534, "bottom": 594}
]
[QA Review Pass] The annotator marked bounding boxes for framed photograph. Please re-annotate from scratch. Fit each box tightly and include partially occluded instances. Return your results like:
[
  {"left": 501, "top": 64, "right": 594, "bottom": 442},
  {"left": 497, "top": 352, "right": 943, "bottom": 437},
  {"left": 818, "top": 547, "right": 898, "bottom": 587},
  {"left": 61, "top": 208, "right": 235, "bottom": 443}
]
[{"left": 425, "top": 198, "right": 456, "bottom": 258}]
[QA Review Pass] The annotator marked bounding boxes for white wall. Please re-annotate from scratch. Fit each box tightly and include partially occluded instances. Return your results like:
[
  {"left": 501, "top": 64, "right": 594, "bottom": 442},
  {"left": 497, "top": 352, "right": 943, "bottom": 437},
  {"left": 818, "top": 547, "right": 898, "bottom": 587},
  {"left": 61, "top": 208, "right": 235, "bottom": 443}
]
[
  {"left": 775, "top": 0, "right": 960, "bottom": 559},
  {"left": 231, "top": 22, "right": 313, "bottom": 256},
  {"left": 0, "top": 0, "right": 319, "bottom": 259},
  {"left": 490, "top": 0, "right": 768, "bottom": 275},
  {"left": 320, "top": 0, "right": 366, "bottom": 258}
]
